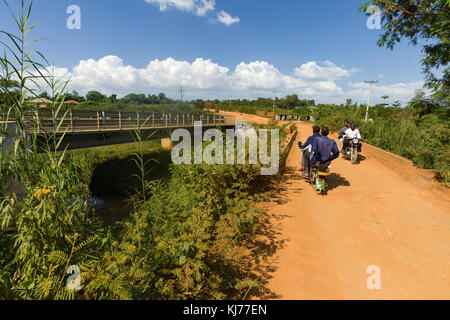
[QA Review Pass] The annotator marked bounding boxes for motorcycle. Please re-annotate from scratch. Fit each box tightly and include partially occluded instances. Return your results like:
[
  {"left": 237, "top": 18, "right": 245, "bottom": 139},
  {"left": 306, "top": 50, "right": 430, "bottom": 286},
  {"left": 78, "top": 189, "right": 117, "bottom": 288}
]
[
  {"left": 298, "top": 142, "right": 330, "bottom": 195},
  {"left": 344, "top": 138, "right": 362, "bottom": 164},
  {"left": 312, "top": 163, "right": 330, "bottom": 195}
]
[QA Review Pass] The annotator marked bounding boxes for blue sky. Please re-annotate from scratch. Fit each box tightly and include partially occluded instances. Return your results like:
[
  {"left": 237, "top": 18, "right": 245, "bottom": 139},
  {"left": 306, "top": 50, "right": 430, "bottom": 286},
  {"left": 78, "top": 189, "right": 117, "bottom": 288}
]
[{"left": 0, "top": 0, "right": 427, "bottom": 104}]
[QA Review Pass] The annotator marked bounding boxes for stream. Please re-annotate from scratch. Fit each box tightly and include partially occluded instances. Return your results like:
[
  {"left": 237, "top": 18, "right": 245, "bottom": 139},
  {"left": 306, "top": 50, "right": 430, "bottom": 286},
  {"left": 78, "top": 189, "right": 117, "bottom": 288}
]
[{"left": 90, "top": 196, "right": 134, "bottom": 226}]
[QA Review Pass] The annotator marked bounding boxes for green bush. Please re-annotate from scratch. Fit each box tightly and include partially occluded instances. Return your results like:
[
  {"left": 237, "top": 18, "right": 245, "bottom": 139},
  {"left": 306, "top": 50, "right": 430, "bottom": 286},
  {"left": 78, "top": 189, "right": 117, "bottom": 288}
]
[{"left": 112, "top": 163, "right": 263, "bottom": 299}]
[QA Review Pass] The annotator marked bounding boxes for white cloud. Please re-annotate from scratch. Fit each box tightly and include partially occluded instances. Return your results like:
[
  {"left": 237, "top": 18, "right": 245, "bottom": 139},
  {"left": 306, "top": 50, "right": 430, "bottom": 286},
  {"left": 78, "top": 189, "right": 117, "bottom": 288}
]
[
  {"left": 347, "top": 81, "right": 425, "bottom": 103},
  {"left": 231, "top": 61, "right": 343, "bottom": 97},
  {"left": 144, "top": 0, "right": 215, "bottom": 16},
  {"left": 32, "top": 56, "right": 422, "bottom": 104},
  {"left": 72, "top": 56, "right": 139, "bottom": 90},
  {"left": 144, "top": 0, "right": 240, "bottom": 26},
  {"left": 216, "top": 10, "right": 240, "bottom": 26},
  {"left": 232, "top": 61, "right": 285, "bottom": 89},
  {"left": 139, "top": 57, "right": 231, "bottom": 89},
  {"left": 294, "top": 61, "right": 361, "bottom": 80}
]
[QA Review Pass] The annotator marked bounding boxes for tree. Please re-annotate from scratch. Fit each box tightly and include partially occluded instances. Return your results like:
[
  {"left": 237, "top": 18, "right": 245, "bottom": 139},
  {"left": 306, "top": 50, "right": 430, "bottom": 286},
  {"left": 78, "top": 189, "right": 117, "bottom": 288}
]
[
  {"left": 147, "top": 94, "right": 160, "bottom": 104},
  {"left": 158, "top": 92, "right": 166, "bottom": 102},
  {"left": 193, "top": 99, "right": 205, "bottom": 108},
  {"left": 122, "top": 93, "right": 148, "bottom": 104},
  {"left": 408, "top": 89, "right": 439, "bottom": 117},
  {"left": 392, "top": 100, "right": 401, "bottom": 108},
  {"left": 64, "top": 90, "right": 84, "bottom": 102},
  {"left": 346, "top": 98, "right": 353, "bottom": 106},
  {"left": 0, "top": 79, "right": 19, "bottom": 106},
  {"left": 38, "top": 91, "right": 50, "bottom": 99},
  {"left": 284, "top": 94, "right": 300, "bottom": 109},
  {"left": 360, "top": 1, "right": 449, "bottom": 106},
  {"left": 0, "top": 79, "right": 19, "bottom": 91},
  {"left": 86, "top": 91, "right": 105, "bottom": 102},
  {"left": 109, "top": 94, "right": 117, "bottom": 104}
]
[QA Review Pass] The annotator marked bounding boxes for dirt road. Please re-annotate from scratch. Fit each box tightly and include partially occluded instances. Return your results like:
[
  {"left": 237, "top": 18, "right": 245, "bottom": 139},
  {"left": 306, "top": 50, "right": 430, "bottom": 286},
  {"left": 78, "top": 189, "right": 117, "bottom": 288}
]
[
  {"left": 206, "top": 109, "right": 270, "bottom": 125},
  {"left": 211, "top": 111, "right": 449, "bottom": 299},
  {"left": 260, "top": 121, "right": 450, "bottom": 300}
]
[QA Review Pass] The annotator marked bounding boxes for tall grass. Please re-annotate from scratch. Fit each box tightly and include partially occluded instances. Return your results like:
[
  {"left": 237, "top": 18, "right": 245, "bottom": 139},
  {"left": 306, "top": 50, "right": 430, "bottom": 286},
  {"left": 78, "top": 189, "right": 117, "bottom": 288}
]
[{"left": 0, "top": 0, "right": 119, "bottom": 299}]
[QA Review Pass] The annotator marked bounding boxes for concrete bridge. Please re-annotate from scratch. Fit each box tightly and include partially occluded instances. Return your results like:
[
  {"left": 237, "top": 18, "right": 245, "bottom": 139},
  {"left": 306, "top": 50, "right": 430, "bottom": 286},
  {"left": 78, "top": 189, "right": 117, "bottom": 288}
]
[{"left": 1, "top": 109, "right": 236, "bottom": 152}]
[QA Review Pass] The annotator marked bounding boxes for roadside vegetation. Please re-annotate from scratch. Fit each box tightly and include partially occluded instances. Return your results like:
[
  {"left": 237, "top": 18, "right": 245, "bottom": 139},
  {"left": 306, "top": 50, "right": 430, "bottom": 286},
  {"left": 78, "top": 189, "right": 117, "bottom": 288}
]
[{"left": 0, "top": 0, "right": 292, "bottom": 299}]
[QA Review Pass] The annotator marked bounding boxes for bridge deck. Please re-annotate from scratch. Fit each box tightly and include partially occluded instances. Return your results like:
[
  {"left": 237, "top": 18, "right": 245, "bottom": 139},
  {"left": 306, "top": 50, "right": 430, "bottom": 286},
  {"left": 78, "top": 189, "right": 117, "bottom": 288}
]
[{"left": 1, "top": 109, "right": 235, "bottom": 135}]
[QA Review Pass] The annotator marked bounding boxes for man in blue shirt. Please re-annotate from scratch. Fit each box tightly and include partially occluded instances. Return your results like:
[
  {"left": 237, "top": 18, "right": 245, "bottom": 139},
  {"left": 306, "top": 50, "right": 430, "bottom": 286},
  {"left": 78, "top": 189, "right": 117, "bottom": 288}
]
[
  {"left": 298, "top": 126, "right": 321, "bottom": 176},
  {"left": 311, "top": 127, "right": 340, "bottom": 170}
]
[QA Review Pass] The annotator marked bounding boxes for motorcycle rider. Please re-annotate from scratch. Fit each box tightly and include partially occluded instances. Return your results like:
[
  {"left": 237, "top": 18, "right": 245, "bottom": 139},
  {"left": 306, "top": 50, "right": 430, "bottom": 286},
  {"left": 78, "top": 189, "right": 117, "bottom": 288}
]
[
  {"left": 343, "top": 123, "right": 362, "bottom": 152},
  {"left": 338, "top": 121, "right": 351, "bottom": 151},
  {"left": 299, "top": 126, "right": 321, "bottom": 177},
  {"left": 338, "top": 121, "right": 350, "bottom": 153},
  {"left": 311, "top": 127, "right": 340, "bottom": 171}
]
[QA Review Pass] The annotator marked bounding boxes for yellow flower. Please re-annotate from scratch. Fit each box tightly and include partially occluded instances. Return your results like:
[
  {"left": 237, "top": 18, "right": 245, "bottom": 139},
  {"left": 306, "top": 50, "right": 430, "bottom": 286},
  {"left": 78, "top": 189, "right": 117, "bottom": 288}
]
[
  {"left": 40, "top": 189, "right": 51, "bottom": 196},
  {"left": 33, "top": 188, "right": 51, "bottom": 199}
]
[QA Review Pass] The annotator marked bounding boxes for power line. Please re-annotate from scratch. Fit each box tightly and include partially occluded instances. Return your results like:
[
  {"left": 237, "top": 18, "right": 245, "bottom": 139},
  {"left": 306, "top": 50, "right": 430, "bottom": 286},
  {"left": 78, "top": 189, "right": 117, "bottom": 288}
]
[{"left": 364, "top": 80, "right": 378, "bottom": 122}]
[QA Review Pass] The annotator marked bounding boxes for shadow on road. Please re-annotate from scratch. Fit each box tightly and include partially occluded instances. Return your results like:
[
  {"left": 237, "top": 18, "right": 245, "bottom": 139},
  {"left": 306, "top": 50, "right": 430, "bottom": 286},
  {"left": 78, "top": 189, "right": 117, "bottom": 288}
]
[
  {"left": 326, "top": 173, "right": 351, "bottom": 191},
  {"left": 243, "top": 208, "right": 290, "bottom": 300},
  {"left": 241, "top": 167, "right": 349, "bottom": 298},
  {"left": 357, "top": 154, "right": 367, "bottom": 163}
]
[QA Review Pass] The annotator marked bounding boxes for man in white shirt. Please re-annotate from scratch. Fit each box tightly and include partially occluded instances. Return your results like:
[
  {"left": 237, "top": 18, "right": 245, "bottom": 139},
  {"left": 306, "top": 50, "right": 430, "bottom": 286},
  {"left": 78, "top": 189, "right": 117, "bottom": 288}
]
[
  {"left": 338, "top": 121, "right": 351, "bottom": 149},
  {"left": 344, "top": 123, "right": 362, "bottom": 139},
  {"left": 343, "top": 123, "right": 362, "bottom": 152}
]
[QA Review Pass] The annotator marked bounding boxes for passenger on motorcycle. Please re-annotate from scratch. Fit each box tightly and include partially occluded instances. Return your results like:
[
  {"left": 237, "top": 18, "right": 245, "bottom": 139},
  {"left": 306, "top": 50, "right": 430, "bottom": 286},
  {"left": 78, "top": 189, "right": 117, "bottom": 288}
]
[
  {"left": 298, "top": 126, "right": 321, "bottom": 177},
  {"left": 343, "top": 123, "right": 362, "bottom": 152},
  {"left": 311, "top": 127, "right": 340, "bottom": 171},
  {"left": 338, "top": 121, "right": 351, "bottom": 151}
]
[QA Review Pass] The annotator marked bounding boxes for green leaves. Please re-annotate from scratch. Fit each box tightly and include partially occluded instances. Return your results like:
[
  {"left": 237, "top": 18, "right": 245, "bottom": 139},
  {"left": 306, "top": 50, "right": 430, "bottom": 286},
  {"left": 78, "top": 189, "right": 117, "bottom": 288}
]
[
  {"left": 110, "top": 158, "right": 268, "bottom": 300},
  {"left": 179, "top": 255, "right": 187, "bottom": 265},
  {"left": 360, "top": 1, "right": 449, "bottom": 105}
]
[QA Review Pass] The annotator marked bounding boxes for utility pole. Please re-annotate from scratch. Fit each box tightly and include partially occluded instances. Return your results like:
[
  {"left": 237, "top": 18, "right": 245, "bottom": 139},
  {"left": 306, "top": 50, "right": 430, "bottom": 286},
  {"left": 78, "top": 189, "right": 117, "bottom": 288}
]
[
  {"left": 364, "top": 80, "right": 378, "bottom": 122},
  {"left": 272, "top": 91, "right": 277, "bottom": 115},
  {"left": 179, "top": 86, "right": 184, "bottom": 103}
]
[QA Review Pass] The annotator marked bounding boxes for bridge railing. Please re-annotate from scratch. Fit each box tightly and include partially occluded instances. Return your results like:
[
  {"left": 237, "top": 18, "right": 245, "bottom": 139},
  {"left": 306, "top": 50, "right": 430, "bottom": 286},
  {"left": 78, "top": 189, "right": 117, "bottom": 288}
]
[{"left": 5, "top": 109, "right": 235, "bottom": 134}]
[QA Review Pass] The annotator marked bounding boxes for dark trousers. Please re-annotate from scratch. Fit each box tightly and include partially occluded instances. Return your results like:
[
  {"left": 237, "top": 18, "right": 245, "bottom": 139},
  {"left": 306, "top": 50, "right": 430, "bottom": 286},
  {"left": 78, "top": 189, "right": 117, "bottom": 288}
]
[
  {"left": 317, "top": 160, "right": 331, "bottom": 172},
  {"left": 343, "top": 139, "right": 351, "bottom": 150},
  {"left": 302, "top": 151, "right": 312, "bottom": 172}
]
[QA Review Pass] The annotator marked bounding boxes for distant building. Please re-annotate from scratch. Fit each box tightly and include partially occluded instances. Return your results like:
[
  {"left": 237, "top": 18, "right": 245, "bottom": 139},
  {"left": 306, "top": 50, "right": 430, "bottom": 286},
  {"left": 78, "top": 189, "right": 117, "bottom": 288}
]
[{"left": 236, "top": 121, "right": 252, "bottom": 130}]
